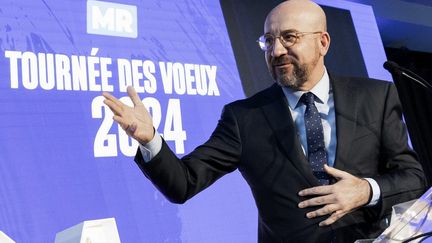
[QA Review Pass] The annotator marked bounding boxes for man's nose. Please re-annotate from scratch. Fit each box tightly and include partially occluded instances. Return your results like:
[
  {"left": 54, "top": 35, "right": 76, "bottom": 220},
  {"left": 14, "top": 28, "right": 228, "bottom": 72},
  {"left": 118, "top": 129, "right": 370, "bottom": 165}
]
[{"left": 271, "top": 37, "right": 288, "bottom": 57}]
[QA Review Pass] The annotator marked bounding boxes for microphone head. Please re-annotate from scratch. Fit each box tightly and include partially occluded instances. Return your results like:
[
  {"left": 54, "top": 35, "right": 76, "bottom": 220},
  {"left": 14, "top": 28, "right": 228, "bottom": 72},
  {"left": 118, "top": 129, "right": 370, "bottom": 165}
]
[{"left": 383, "top": 61, "right": 402, "bottom": 74}]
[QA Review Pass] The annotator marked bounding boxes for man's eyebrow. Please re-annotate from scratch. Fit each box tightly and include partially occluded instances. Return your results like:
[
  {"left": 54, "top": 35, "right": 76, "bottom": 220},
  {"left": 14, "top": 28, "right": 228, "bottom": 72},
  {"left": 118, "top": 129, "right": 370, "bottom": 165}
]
[
  {"left": 264, "top": 29, "right": 299, "bottom": 35},
  {"left": 280, "top": 29, "right": 299, "bottom": 33}
]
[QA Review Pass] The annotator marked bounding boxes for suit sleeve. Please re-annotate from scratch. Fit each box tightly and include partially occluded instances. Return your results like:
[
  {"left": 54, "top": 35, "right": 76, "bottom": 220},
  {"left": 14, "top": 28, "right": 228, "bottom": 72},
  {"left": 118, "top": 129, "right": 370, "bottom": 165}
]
[
  {"left": 134, "top": 104, "right": 242, "bottom": 204},
  {"left": 373, "top": 83, "right": 426, "bottom": 216}
]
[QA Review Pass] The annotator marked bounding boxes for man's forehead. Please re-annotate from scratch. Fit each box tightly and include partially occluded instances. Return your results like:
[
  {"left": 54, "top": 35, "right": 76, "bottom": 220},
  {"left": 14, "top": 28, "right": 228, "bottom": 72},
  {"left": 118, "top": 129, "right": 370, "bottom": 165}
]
[
  {"left": 264, "top": 14, "right": 305, "bottom": 34},
  {"left": 264, "top": 0, "right": 326, "bottom": 34}
]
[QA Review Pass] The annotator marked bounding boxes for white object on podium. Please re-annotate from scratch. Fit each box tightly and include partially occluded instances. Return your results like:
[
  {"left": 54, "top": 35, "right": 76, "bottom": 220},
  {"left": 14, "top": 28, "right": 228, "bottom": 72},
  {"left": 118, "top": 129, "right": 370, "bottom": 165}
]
[
  {"left": 374, "top": 187, "right": 432, "bottom": 242},
  {"left": 54, "top": 218, "right": 121, "bottom": 243},
  {"left": 0, "top": 231, "right": 15, "bottom": 243}
]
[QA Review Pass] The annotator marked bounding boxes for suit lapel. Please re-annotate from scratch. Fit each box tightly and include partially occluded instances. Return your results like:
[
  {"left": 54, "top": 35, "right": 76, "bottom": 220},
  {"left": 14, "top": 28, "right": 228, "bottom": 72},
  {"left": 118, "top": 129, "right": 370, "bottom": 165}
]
[
  {"left": 331, "top": 75, "right": 358, "bottom": 171},
  {"left": 260, "top": 84, "right": 319, "bottom": 187}
]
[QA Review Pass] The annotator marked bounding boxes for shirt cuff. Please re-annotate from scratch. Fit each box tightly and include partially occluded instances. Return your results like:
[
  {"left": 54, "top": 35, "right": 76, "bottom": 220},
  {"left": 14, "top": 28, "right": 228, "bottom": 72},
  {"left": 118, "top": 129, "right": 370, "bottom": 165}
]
[
  {"left": 364, "top": 178, "right": 381, "bottom": 206},
  {"left": 138, "top": 130, "right": 162, "bottom": 162}
]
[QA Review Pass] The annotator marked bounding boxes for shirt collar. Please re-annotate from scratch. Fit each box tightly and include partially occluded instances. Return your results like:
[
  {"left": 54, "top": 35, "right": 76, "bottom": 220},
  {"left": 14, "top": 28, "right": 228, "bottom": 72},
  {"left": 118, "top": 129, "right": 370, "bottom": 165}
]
[{"left": 282, "top": 68, "right": 330, "bottom": 109}]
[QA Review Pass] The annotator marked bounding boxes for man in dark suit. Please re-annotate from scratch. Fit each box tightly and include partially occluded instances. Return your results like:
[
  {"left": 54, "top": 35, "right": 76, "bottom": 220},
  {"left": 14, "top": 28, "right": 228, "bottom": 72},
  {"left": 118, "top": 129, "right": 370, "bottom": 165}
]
[{"left": 103, "top": 0, "right": 425, "bottom": 242}]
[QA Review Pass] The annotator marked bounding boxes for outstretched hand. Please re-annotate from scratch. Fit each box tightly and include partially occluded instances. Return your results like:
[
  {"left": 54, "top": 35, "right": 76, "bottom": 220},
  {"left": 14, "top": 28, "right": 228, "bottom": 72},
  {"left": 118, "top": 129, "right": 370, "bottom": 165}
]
[
  {"left": 298, "top": 164, "right": 371, "bottom": 226},
  {"left": 102, "top": 86, "right": 154, "bottom": 145}
]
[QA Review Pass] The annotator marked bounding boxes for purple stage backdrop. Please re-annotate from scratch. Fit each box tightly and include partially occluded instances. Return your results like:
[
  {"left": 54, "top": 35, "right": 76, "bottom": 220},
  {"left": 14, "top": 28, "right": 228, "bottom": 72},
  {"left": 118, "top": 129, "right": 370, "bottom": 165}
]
[{"left": 0, "top": 0, "right": 388, "bottom": 242}]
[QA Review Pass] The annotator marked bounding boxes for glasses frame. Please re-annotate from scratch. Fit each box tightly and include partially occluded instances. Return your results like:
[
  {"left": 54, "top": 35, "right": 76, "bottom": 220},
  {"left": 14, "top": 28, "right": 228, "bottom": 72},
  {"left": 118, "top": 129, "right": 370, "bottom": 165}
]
[{"left": 257, "top": 31, "right": 323, "bottom": 51}]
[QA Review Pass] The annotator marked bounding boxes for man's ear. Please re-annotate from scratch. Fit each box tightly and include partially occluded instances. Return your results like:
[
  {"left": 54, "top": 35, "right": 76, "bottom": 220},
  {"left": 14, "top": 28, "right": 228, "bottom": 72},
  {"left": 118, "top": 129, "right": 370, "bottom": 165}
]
[{"left": 319, "top": 32, "right": 331, "bottom": 56}]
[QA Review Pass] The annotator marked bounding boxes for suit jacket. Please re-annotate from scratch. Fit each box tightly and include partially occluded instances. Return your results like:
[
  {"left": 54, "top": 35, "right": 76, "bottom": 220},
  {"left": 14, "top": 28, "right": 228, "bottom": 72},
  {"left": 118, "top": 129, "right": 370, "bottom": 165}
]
[{"left": 135, "top": 76, "right": 426, "bottom": 243}]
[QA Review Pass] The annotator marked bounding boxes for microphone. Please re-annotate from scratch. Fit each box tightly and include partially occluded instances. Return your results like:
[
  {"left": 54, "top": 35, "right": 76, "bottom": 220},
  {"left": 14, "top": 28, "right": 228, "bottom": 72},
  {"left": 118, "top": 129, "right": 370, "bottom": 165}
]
[
  {"left": 383, "top": 61, "right": 403, "bottom": 75},
  {"left": 383, "top": 61, "right": 432, "bottom": 92}
]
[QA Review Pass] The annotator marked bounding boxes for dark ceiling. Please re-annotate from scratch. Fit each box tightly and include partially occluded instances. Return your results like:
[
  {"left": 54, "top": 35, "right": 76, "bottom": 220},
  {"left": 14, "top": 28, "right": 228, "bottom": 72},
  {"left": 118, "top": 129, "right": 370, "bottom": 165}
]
[{"left": 344, "top": 0, "right": 432, "bottom": 54}]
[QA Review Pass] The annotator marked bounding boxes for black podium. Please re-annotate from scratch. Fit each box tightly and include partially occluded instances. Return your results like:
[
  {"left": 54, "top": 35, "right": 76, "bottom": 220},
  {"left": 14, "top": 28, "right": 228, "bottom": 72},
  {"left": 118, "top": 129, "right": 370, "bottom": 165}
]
[{"left": 384, "top": 61, "right": 432, "bottom": 186}]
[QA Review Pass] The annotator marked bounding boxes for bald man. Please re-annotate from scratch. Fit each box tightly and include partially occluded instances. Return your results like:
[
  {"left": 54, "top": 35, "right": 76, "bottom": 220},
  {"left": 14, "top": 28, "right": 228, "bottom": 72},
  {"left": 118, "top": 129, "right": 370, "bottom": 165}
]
[{"left": 103, "top": 0, "right": 425, "bottom": 242}]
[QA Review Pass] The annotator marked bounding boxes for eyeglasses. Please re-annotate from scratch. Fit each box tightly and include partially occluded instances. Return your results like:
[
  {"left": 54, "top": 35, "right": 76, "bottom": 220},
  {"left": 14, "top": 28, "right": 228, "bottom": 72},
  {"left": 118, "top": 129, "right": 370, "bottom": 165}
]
[{"left": 257, "top": 31, "right": 322, "bottom": 51}]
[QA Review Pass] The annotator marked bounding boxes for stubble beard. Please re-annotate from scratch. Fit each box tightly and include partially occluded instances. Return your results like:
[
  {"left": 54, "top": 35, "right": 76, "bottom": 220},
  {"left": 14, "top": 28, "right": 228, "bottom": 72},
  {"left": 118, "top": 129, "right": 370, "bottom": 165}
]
[
  {"left": 271, "top": 46, "right": 320, "bottom": 90},
  {"left": 274, "top": 61, "right": 308, "bottom": 90}
]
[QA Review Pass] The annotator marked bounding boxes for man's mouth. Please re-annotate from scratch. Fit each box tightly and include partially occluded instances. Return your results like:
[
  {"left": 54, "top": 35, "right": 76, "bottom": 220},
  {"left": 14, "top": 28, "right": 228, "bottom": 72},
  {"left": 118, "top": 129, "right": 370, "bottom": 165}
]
[{"left": 274, "top": 63, "right": 293, "bottom": 68}]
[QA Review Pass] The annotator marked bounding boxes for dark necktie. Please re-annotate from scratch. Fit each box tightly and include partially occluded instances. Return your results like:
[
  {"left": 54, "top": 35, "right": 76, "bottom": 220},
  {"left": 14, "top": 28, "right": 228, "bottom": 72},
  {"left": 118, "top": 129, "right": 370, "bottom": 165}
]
[{"left": 300, "top": 92, "right": 329, "bottom": 185}]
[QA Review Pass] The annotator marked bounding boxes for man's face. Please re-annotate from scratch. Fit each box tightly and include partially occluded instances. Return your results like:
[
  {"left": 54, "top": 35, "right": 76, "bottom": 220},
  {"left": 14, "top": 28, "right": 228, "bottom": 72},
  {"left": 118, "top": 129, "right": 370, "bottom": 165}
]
[{"left": 264, "top": 10, "right": 323, "bottom": 90}]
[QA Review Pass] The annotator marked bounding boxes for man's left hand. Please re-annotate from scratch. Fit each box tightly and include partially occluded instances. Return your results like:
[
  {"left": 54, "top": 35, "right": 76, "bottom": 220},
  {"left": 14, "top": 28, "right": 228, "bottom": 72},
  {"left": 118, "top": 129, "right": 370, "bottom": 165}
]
[{"left": 298, "top": 164, "right": 371, "bottom": 226}]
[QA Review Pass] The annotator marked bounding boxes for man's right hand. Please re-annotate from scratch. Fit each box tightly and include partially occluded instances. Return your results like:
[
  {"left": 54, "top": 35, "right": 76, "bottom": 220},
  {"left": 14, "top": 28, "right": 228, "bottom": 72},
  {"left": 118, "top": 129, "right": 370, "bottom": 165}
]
[{"left": 102, "top": 86, "right": 154, "bottom": 145}]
